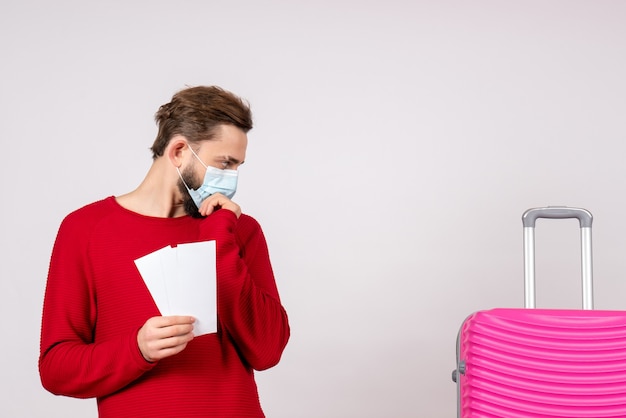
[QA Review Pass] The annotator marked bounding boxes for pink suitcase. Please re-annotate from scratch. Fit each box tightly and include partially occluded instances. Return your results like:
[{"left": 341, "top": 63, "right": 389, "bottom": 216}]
[{"left": 453, "top": 207, "right": 626, "bottom": 417}]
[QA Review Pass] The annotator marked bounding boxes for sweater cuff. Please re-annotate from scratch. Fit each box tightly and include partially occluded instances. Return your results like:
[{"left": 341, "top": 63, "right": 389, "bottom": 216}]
[
  {"left": 129, "top": 328, "right": 157, "bottom": 371},
  {"left": 209, "top": 208, "right": 238, "bottom": 228}
]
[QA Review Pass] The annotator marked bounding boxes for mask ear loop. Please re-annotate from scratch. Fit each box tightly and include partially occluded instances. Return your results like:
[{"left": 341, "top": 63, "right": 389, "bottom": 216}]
[
  {"left": 176, "top": 166, "right": 193, "bottom": 191},
  {"left": 187, "top": 145, "right": 208, "bottom": 169}
]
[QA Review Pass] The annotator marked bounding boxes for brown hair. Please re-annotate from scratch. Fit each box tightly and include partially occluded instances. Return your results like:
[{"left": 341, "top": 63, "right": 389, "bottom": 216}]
[{"left": 150, "top": 86, "right": 253, "bottom": 159}]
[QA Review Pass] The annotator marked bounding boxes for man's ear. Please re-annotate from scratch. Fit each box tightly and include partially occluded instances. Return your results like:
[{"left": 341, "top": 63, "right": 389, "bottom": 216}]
[{"left": 167, "top": 135, "right": 188, "bottom": 168}]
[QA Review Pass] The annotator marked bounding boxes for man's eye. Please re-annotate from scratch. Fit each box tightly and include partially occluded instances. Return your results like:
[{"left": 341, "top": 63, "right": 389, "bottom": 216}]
[{"left": 221, "top": 161, "right": 230, "bottom": 169}]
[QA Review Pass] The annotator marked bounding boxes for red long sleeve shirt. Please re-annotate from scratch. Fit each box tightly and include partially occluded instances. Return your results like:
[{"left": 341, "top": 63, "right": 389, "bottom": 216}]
[{"left": 39, "top": 196, "right": 289, "bottom": 417}]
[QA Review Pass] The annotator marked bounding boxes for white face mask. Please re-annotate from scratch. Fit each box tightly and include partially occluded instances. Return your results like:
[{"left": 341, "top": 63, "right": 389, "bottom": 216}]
[{"left": 177, "top": 146, "right": 238, "bottom": 208}]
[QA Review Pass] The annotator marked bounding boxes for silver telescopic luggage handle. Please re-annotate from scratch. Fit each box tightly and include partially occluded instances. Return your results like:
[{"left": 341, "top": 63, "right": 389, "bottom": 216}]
[{"left": 522, "top": 207, "right": 594, "bottom": 310}]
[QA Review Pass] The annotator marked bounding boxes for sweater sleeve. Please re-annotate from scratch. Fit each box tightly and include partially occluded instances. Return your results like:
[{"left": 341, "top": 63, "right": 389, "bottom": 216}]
[
  {"left": 39, "top": 212, "right": 155, "bottom": 398},
  {"left": 200, "top": 210, "right": 290, "bottom": 371}
]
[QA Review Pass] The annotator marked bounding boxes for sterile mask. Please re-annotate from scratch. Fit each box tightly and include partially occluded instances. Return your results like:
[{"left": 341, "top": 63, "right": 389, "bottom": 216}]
[{"left": 177, "top": 146, "right": 238, "bottom": 208}]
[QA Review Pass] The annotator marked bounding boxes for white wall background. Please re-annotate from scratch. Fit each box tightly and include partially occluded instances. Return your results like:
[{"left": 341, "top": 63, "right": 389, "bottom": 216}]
[{"left": 1, "top": 1, "right": 626, "bottom": 417}]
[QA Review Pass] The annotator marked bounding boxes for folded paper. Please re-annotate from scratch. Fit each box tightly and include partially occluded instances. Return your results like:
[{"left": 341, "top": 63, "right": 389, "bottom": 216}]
[{"left": 134, "top": 240, "right": 217, "bottom": 335}]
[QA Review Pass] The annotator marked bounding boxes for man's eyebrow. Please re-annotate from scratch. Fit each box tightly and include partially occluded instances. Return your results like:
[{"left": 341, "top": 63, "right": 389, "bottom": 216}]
[{"left": 217, "top": 155, "right": 244, "bottom": 165}]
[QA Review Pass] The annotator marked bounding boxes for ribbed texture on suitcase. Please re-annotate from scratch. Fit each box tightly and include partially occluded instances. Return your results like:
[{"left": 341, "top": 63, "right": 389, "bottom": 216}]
[{"left": 459, "top": 308, "right": 626, "bottom": 418}]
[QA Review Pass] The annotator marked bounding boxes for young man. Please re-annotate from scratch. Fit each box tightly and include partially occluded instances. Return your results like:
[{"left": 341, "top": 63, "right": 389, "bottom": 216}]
[{"left": 39, "top": 86, "right": 290, "bottom": 417}]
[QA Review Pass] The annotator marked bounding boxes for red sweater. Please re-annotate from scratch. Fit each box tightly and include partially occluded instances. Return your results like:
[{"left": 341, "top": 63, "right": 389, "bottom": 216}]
[{"left": 39, "top": 197, "right": 290, "bottom": 417}]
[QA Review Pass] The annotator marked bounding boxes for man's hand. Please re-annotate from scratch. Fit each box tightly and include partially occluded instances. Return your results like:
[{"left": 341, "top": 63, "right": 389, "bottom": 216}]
[
  {"left": 199, "top": 193, "right": 241, "bottom": 218},
  {"left": 137, "top": 316, "right": 195, "bottom": 362}
]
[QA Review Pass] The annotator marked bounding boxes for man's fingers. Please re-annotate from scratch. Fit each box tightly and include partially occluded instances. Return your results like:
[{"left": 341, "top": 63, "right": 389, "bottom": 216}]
[
  {"left": 149, "top": 331, "right": 194, "bottom": 351},
  {"left": 151, "top": 315, "right": 195, "bottom": 325},
  {"left": 143, "top": 316, "right": 194, "bottom": 336},
  {"left": 155, "top": 315, "right": 195, "bottom": 327},
  {"left": 138, "top": 316, "right": 196, "bottom": 362},
  {"left": 199, "top": 193, "right": 241, "bottom": 218}
]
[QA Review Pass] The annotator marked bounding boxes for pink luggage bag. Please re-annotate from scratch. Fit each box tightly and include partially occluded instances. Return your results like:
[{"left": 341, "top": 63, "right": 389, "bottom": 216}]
[{"left": 453, "top": 207, "right": 626, "bottom": 417}]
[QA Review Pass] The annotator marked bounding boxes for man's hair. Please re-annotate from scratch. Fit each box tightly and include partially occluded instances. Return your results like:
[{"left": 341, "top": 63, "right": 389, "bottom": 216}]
[{"left": 150, "top": 86, "right": 253, "bottom": 159}]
